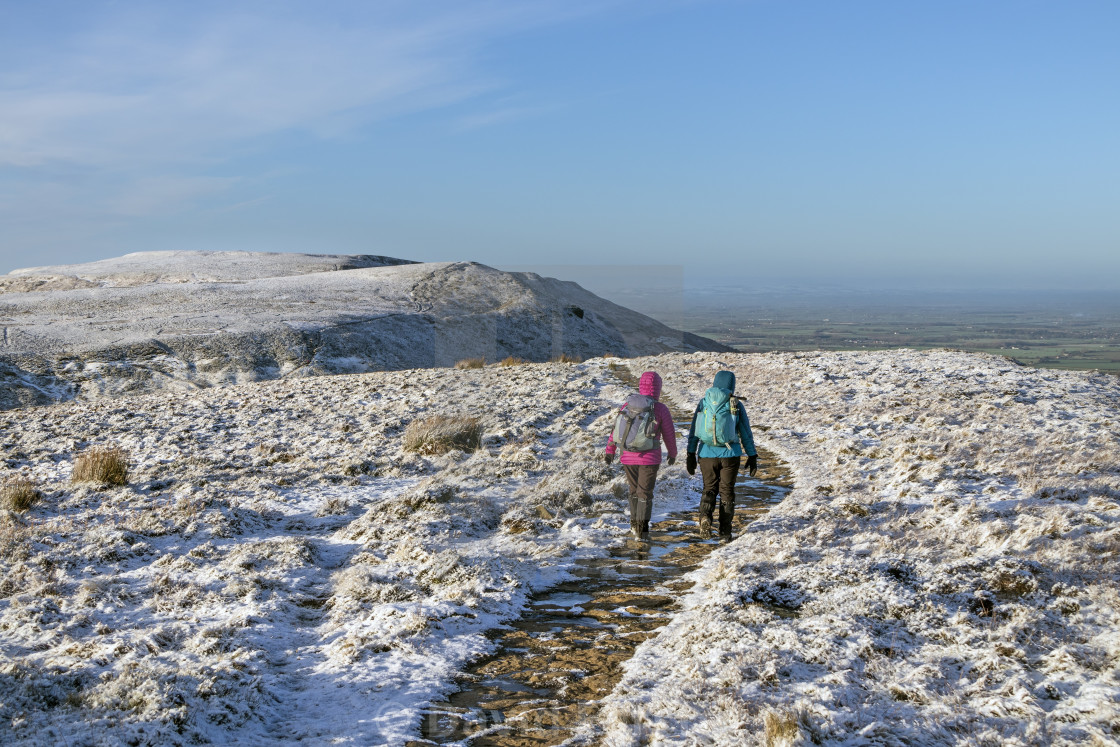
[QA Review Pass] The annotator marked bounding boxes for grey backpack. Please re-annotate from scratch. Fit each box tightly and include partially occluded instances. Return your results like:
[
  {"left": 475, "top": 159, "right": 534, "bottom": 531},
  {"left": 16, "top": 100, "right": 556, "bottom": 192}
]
[{"left": 611, "top": 394, "right": 661, "bottom": 452}]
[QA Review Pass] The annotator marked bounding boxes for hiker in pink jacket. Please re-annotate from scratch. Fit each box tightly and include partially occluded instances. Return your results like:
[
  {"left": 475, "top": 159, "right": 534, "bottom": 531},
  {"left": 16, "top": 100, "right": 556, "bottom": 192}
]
[{"left": 605, "top": 371, "right": 678, "bottom": 540}]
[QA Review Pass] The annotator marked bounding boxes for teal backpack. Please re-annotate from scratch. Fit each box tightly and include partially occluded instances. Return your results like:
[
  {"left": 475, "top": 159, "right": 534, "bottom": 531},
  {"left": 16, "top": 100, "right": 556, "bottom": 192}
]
[{"left": 696, "top": 387, "right": 740, "bottom": 448}]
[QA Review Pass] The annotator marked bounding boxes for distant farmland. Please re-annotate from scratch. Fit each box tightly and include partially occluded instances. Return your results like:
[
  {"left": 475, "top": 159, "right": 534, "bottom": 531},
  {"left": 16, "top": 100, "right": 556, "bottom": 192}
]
[{"left": 677, "top": 295, "right": 1120, "bottom": 372}]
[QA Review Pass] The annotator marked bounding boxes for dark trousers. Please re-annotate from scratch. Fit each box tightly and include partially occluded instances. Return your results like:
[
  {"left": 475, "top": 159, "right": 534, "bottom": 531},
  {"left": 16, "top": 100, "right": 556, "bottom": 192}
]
[
  {"left": 699, "top": 457, "right": 740, "bottom": 537},
  {"left": 623, "top": 464, "right": 659, "bottom": 532}
]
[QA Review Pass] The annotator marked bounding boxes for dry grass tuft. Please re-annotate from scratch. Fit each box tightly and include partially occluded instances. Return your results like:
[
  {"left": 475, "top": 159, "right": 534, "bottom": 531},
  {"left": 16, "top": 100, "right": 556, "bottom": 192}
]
[
  {"left": 550, "top": 353, "right": 583, "bottom": 364},
  {"left": 763, "top": 708, "right": 804, "bottom": 746},
  {"left": 839, "top": 500, "right": 871, "bottom": 517},
  {"left": 1, "top": 478, "right": 41, "bottom": 512},
  {"left": 403, "top": 415, "right": 484, "bottom": 455},
  {"left": 317, "top": 497, "right": 352, "bottom": 517},
  {"left": 497, "top": 356, "right": 529, "bottom": 367},
  {"left": 0, "top": 520, "right": 33, "bottom": 563},
  {"left": 990, "top": 568, "right": 1038, "bottom": 595},
  {"left": 455, "top": 357, "right": 486, "bottom": 370},
  {"left": 71, "top": 446, "right": 130, "bottom": 486}
]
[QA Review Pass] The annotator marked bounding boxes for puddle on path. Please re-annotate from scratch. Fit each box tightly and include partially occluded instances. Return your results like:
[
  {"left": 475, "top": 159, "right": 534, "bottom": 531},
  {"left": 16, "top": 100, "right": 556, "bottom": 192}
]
[{"left": 411, "top": 368, "right": 793, "bottom": 746}]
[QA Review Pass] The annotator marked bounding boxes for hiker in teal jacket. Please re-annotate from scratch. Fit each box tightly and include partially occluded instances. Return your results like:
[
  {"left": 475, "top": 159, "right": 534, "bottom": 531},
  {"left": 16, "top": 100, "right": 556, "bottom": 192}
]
[{"left": 685, "top": 369, "right": 758, "bottom": 540}]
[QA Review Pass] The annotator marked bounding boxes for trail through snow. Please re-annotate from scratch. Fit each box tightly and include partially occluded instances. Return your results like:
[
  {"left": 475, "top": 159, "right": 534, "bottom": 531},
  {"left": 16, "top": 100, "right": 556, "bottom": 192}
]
[{"left": 2, "top": 350, "right": 1118, "bottom": 745}]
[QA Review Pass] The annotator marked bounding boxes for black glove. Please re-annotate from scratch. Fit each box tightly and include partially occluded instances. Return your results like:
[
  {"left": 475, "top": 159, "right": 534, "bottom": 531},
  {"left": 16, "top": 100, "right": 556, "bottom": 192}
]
[
  {"left": 667, "top": 456, "right": 676, "bottom": 466},
  {"left": 686, "top": 453, "right": 697, "bottom": 476},
  {"left": 604, "top": 452, "right": 615, "bottom": 465},
  {"left": 746, "top": 454, "right": 758, "bottom": 477}
]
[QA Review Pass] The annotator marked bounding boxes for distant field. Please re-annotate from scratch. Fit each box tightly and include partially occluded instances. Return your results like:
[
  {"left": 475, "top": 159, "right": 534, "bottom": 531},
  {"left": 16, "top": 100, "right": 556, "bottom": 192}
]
[{"left": 676, "top": 303, "right": 1120, "bottom": 373}]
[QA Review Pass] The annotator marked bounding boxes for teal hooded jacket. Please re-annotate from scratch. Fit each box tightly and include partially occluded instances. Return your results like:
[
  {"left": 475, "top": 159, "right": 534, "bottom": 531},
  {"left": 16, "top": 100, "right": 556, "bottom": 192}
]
[{"left": 686, "top": 370, "right": 757, "bottom": 459}]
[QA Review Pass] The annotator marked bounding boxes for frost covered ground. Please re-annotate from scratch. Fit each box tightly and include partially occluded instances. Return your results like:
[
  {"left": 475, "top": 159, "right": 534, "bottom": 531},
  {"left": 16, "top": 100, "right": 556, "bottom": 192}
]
[
  {"left": 599, "top": 351, "right": 1120, "bottom": 745},
  {"left": 2, "top": 350, "right": 1118, "bottom": 745},
  {"left": 0, "top": 360, "right": 644, "bottom": 745}
]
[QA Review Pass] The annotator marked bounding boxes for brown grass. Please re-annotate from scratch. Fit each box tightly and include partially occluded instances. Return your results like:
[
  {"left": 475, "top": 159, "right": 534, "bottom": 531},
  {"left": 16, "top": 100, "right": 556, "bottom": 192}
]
[
  {"left": 71, "top": 446, "right": 130, "bottom": 486},
  {"left": 403, "top": 415, "right": 484, "bottom": 455},
  {"left": 0, "top": 521, "right": 33, "bottom": 564},
  {"left": 763, "top": 708, "right": 803, "bottom": 746},
  {"left": 839, "top": 500, "right": 871, "bottom": 517},
  {"left": 497, "top": 356, "right": 529, "bottom": 367},
  {"left": 455, "top": 357, "right": 486, "bottom": 370},
  {"left": 550, "top": 353, "right": 583, "bottom": 364},
  {"left": 1, "top": 478, "right": 41, "bottom": 512}
]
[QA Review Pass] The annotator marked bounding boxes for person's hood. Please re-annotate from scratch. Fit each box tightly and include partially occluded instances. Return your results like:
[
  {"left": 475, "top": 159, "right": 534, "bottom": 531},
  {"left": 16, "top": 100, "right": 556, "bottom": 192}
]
[
  {"left": 713, "top": 370, "right": 736, "bottom": 393},
  {"left": 639, "top": 371, "right": 663, "bottom": 399}
]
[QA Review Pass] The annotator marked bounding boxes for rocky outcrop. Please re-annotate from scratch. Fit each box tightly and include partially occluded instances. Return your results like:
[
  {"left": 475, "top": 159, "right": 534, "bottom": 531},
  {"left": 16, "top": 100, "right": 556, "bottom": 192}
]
[{"left": 0, "top": 251, "right": 728, "bottom": 408}]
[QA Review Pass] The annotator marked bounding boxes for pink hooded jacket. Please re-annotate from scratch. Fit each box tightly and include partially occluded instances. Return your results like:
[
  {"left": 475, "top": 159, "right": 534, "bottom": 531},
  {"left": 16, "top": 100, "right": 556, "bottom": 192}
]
[{"left": 605, "top": 371, "right": 678, "bottom": 466}]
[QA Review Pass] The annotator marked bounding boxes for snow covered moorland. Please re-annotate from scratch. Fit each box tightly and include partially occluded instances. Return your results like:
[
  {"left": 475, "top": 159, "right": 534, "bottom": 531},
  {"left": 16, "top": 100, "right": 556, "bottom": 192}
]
[
  {"left": 0, "top": 359, "right": 641, "bottom": 744},
  {"left": 600, "top": 351, "right": 1120, "bottom": 745},
  {"left": 0, "top": 349, "right": 1118, "bottom": 745}
]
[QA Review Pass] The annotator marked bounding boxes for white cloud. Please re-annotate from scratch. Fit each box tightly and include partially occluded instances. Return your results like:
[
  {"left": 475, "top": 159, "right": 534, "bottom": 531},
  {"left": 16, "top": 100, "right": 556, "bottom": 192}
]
[
  {"left": 0, "top": 0, "right": 626, "bottom": 227},
  {"left": 0, "top": 3, "right": 510, "bottom": 168}
]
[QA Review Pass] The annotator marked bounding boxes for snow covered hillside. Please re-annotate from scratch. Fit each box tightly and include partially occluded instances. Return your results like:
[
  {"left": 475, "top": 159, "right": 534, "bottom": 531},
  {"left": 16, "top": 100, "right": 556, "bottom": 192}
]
[
  {"left": 600, "top": 350, "right": 1120, "bottom": 745},
  {"left": 1, "top": 349, "right": 1117, "bottom": 745},
  {"left": 0, "top": 252, "right": 727, "bottom": 410},
  {"left": 1, "top": 359, "right": 637, "bottom": 745}
]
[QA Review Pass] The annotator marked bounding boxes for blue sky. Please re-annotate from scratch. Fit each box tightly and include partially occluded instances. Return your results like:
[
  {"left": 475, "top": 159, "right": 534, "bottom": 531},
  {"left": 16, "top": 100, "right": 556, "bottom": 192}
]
[{"left": 2, "top": 0, "right": 1118, "bottom": 290}]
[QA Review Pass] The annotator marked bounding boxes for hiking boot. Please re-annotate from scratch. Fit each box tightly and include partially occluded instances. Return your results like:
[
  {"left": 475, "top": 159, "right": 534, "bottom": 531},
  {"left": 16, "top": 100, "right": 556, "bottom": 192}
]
[
  {"left": 631, "top": 525, "right": 643, "bottom": 540},
  {"left": 639, "top": 530, "right": 650, "bottom": 542},
  {"left": 699, "top": 515, "right": 711, "bottom": 537},
  {"left": 719, "top": 532, "right": 733, "bottom": 543}
]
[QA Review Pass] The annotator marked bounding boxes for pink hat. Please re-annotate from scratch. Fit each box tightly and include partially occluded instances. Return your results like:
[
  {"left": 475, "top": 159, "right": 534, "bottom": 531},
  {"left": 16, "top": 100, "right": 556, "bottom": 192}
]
[{"left": 638, "top": 371, "right": 662, "bottom": 399}]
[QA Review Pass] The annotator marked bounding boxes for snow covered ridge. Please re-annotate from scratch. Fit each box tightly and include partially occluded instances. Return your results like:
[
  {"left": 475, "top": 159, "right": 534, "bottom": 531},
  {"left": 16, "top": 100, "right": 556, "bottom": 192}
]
[
  {"left": 600, "top": 350, "right": 1120, "bottom": 745},
  {"left": 1, "top": 251, "right": 416, "bottom": 290},
  {"left": 0, "top": 251, "right": 727, "bottom": 410},
  {"left": 0, "top": 359, "right": 641, "bottom": 745}
]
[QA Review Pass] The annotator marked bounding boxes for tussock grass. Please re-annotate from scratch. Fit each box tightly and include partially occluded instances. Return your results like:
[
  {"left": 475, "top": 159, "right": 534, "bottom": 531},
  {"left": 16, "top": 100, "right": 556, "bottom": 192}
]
[
  {"left": 255, "top": 443, "right": 295, "bottom": 463},
  {"left": 317, "top": 497, "right": 352, "bottom": 516},
  {"left": 497, "top": 356, "right": 529, "bottom": 367},
  {"left": 763, "top": 708, "right": 804, "bottom": 746},
  {"left": 455, "top": 357, "right": 486, "bottom": 370},
  {"left": 0, "top": 521, "right": 32, "bottom": 563},
  {"left": 71, "top": 447, "right": 130, "bottom": 486},
  {"left": 403, "top": 415, "right": 483, "bottom": 455},
  {"left": 550, "top": 353, "right": 583, "bottom": 364},
  {"left": 839, "top": 500, "right": 871, "bottom": 517},
  {"left": 1, "top": 478, "right": 41, "bottom": 512}
]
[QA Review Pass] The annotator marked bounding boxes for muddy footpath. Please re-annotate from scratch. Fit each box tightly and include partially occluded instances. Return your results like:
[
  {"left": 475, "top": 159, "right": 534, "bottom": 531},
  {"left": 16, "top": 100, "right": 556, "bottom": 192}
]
[{"left": 411, "top": 375, "right": 793, "bottom": 746}]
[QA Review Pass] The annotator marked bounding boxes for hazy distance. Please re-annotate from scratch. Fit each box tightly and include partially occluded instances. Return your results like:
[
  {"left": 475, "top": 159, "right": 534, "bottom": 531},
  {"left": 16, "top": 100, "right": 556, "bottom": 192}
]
[{"left": 2, "top": 1, "right": 1118, "bottom": 292}]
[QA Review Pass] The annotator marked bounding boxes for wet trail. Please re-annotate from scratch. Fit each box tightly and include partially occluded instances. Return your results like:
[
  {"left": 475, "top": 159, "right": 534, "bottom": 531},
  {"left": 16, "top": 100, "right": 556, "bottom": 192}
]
[{"left": 412, "top": 369, "right": 793, "bottom": 746}]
